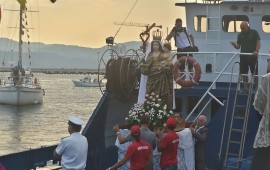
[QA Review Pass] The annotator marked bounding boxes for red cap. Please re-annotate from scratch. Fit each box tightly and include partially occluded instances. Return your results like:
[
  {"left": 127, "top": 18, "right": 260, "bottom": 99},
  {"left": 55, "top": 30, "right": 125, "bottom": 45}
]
[
  {"left": 166, "top": 117, "right": 176, "bottom": 126},
  {"left": 130, "top": 125, "right": 141, "bottom": 135}
]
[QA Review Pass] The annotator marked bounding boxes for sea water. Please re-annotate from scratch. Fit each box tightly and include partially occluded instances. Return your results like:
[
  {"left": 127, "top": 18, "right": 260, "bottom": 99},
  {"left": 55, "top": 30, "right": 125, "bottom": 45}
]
[{"left": 0, "top": 73, "right": 102, "bottom": 155}]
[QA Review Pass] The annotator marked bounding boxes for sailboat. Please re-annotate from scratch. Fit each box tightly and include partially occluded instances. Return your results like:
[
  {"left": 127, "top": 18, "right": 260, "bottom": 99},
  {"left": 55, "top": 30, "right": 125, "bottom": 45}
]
[{"left": 0, "top": 3, "right": 44, "bottom": 105}]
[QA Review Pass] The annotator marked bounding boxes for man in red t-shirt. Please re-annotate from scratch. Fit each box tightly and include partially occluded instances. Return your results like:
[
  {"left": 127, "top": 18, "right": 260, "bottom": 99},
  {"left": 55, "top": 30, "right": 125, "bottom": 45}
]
[
  {"left": 156, "top": 117, "right": 179, "bottom": 170},
  {"left": 107, "top": 125, "right": 153, "bottom": 170}
]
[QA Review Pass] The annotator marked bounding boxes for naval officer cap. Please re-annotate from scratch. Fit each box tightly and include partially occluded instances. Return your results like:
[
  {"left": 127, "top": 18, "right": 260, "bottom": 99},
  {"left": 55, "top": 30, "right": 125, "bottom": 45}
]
[{"left": 68, "top": 115, "right": 84, "bottom": 126}]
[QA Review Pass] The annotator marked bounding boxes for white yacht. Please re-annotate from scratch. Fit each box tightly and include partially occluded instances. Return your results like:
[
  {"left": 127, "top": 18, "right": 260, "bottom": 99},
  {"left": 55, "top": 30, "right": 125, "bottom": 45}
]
[{"left": 0, "top": 5, "right": 44, "bottom": 106}]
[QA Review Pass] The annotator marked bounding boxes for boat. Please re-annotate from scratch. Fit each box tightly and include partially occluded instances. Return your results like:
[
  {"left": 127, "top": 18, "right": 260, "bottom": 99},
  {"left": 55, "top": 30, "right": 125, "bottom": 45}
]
[
  {"left": 72, "top": 76, "right": 105, "bottom": 87},
  {"left": 1, "top": 0, "right": 270, "bottom": 169},
  {"left": 0, "top": 3, "right": 44, "bottom": 105}
]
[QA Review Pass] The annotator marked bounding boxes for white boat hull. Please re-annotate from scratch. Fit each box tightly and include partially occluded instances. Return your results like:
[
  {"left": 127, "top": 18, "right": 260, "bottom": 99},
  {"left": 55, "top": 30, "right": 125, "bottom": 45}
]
[
  {"left": 72, "top": 80, "right": 104, "bottom": 87},
  {"left": 0, "top": 86, "right": 44, "bottom": 105}
]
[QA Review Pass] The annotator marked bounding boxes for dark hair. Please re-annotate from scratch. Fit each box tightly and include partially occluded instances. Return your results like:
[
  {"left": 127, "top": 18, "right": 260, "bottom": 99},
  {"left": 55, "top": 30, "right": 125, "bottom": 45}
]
[
  {"left": 150, "top": 41, "right": 164, "bottom": 53},
  {"left": 140, "top": 115, "right": 150, "bottom": 125},
  {"left": 69, "top": 122, "right": 82, "bottom": 132},
  {"left": 175, "top": 18, "right": 182, "bottom": 22},
  {"left": 132, "top": 134, "right": 141, "bottom": 142}
]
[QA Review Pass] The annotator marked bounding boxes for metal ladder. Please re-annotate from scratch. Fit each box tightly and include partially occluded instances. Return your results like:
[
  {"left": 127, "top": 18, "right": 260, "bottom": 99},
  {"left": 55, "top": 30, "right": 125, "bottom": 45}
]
[
  {"left": 224, "top": 73, "right": 255, "bottom": 169},
  {"left": 205, "top": 4, "right": 221, "bottom": 52}
]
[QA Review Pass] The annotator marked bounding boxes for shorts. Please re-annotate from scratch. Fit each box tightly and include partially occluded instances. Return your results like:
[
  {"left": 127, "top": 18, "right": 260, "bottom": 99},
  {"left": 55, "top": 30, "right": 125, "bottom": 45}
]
[{"left": 240, "top": 55, "right": 258, "bottom": 75}]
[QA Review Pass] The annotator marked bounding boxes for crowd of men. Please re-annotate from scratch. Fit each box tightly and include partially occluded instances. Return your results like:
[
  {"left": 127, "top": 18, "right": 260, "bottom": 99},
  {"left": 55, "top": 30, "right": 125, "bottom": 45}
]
[{"left": 109, "top": 113, "right": 208, "bottom": 170}]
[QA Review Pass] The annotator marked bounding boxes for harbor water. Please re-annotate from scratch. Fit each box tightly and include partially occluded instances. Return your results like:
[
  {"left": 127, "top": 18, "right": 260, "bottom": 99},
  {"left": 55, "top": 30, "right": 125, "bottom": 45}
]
[{"left": 0, "top": 73, "right": 102, "bottom": 155}]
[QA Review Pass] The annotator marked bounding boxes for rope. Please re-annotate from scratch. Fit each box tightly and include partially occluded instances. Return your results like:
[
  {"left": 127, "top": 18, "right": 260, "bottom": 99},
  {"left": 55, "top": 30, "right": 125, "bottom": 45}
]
[
  {"left": 106, "top": 57, "right": 139, "bottom": 102},
  {"left": 113, "top": 0, "right": 140, "bottom": 39}
]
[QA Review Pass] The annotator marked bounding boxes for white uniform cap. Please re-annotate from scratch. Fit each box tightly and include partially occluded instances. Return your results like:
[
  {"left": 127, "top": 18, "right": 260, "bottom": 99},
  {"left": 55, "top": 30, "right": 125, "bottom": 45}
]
[{"left": 68, "top": 115, "right": 84, "bottom": 126}]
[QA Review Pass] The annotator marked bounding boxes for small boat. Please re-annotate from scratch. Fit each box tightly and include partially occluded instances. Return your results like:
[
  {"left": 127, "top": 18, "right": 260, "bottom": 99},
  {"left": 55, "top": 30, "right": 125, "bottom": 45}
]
[{"left": 72, "top": 76, "right": 104, "bottom": 87}]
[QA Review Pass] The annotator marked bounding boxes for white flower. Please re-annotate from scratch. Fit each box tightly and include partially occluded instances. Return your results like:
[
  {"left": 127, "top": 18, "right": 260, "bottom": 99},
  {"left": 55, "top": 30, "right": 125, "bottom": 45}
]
[
  {"left": 146, "top": 94, "right": 149, "bottom": 97},
  {"left": 158, "top": 99, "right": 162, "bottom": 102},
  {"left": 151, "top": 92, "right": 155, "bottom": 96},
  {"left": 152, "top": 98, "right": 156, "bottom": 102},
  {"left": 156, "top": 95, "right": 159, "bottom": 98},
  {"left": 125, "top": 117, "right": 128, "bottom": 120},
  {"left": 155, "top": 104, "right": 160, "bottom": 107},
  {"left": 163, "top": 105, "right": 167, "bottom": 110}
]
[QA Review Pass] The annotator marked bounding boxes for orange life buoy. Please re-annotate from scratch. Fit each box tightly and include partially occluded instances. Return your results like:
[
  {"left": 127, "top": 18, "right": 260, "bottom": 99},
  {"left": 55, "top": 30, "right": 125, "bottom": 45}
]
[{"left": 173, "top": 56, "right": 202, "bottom": 88}]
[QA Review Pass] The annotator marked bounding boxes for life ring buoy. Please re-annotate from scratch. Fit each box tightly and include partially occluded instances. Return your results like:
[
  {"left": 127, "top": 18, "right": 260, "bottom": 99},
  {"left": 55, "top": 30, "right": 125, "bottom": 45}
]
[{"left": 173, "top": 56, "right": 201, "bottom": 88}]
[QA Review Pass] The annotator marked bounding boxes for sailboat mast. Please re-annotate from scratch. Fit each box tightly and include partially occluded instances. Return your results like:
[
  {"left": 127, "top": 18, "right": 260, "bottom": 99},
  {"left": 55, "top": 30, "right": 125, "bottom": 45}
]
[{"left": 18, "top": 5, "right": 23, "bottom": 69}]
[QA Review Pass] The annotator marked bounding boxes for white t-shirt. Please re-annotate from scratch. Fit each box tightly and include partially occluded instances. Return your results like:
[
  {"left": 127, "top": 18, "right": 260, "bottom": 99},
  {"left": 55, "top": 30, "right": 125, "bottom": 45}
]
[
  {"left": 172, "top": 27, "right": 192, "bottom": 49},
  {"left": 56, "top": 132, "right": 88, "bottom": 170}
]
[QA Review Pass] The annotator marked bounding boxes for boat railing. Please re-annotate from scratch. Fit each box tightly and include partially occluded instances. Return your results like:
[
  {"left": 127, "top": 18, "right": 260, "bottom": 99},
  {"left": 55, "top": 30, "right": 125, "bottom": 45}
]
[
  {"left": 0, "top": 75, "right": 41, "bottom": 87},
  {"left": 171, "top": 51, "right": 269, "bottom": 122}
]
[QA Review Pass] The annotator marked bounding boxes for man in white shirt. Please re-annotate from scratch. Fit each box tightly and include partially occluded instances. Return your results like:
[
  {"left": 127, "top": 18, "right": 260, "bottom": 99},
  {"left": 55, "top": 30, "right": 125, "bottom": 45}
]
[
  {"left": 166, "top": 18, "right": 197, "bottom": 71},
  {"left": 54, "top": 115, "right": 88, "bottom": 170}
]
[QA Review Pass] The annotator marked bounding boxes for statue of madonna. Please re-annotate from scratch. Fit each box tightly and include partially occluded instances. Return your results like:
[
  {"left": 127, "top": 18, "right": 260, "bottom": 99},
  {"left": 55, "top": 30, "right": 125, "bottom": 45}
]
[{"left": 141, "top": 40, "right": 173, "bottom": 109}]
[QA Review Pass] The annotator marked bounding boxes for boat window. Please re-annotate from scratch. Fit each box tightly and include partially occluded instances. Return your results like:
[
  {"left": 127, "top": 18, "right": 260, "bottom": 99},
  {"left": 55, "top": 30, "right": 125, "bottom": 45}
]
[
  {"left": 194, "top": 15, "right": 207, "bottom": 32},
  {"left": 222, "top": 15, "right": 249, "bottom": 32},
  {"left": 262, "top": 15, "right": 270, "bottom": 33}
]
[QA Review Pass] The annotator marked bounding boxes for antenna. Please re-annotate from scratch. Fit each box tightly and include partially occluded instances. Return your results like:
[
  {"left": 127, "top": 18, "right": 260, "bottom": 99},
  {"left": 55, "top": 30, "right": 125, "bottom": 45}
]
[{"left": 114, "top": 21, "right": 162, "bottom": 29}]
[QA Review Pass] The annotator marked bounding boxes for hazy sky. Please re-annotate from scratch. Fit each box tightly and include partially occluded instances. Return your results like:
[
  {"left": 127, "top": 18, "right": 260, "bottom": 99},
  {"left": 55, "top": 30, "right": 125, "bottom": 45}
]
[{"left": 0, "top": 0, "right": 184, "bottom": 48}]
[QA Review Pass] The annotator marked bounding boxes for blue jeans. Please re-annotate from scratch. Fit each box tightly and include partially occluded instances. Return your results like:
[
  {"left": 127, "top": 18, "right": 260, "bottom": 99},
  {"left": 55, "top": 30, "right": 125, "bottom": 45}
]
[{"left": 161, "top": 165, "right": 177, "bottom": 170}]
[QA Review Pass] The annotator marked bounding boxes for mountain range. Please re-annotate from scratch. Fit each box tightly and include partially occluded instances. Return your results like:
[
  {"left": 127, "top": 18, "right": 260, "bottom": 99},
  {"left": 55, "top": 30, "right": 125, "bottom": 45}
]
[{"left": 0, "top": 38, "right": 142, "bottom": 69}]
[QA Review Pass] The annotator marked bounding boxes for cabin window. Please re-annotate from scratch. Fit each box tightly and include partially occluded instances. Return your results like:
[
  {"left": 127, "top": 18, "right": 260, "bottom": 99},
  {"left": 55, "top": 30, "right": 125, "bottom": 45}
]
[
  {"left": 222, "top": 15, "right": 249, "bottom": 32},
  {"left": 194, "top": 16, "right": 207, "bottom": 32},
  {"left": 262, "top": 15, "right": 270, "bottom": 33}
]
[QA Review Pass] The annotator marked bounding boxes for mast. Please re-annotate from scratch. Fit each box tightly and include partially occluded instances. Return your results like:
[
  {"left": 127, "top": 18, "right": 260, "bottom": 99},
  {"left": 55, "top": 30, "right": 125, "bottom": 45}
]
[{"left": 18, "top": 5, "right": 23, "bottom": 70}]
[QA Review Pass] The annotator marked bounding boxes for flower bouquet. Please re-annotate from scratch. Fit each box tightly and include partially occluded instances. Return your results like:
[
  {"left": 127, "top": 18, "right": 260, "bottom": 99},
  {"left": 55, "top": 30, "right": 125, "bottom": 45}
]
[{"left": 126, "top": 92, "right": 174, "bottom": 127}]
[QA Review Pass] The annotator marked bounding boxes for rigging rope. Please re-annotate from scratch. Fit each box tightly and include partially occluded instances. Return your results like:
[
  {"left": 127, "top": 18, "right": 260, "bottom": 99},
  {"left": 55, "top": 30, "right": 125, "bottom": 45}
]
[{"left": 113, "top": 0, "right": 140, "bottom": 39}]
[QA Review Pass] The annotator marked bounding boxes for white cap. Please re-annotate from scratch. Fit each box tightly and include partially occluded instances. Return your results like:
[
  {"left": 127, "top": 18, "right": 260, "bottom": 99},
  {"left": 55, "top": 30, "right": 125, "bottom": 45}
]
[{"left": 68, "top": 115, "right": 84, "bottom": 126}]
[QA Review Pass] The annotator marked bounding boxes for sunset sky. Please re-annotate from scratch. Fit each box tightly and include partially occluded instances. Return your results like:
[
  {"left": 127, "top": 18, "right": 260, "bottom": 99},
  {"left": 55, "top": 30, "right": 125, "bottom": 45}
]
[{"left": 0, "top": 0, "right": 184, "bottom": 48}]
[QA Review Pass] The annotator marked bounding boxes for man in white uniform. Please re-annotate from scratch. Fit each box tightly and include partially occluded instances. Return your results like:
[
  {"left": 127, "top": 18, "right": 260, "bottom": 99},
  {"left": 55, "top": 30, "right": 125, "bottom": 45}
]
[{"left": 54, "top": 115, "right": 88, "bottom": 170}]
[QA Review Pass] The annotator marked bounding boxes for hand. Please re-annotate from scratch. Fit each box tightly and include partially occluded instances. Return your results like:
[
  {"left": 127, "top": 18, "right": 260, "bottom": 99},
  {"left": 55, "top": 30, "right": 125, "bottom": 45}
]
[
  {"left": 189, "top": 127, "right": 195, "bottom": 134},
  {"left": 113, "top": 124, "right": 120, "bottom": 134},
  {"left": 155, "top": 128, "right": 163, "bottom": 139},
  {"left": 230, "top": 41, "right": 236, "bottom": 48},
  {"left": 253, "top": 51, "right": 259, "bottom": 56}
]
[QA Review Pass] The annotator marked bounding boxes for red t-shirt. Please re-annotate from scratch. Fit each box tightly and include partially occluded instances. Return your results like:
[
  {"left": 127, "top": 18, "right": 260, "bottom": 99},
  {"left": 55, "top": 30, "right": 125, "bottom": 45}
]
[
  {"left": 125, "top": 140, "right": 153, "bottom": 170},
  {"left": 159, "top": 131, "right": 179, "bottom": 168}
]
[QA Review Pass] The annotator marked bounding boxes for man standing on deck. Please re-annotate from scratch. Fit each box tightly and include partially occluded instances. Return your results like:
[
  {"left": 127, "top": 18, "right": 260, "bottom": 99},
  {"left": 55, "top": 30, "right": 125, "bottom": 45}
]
[
  {"left": 231, "top": 21, "right": 261, "bottom": 93},
  {"left": 155, "top": 117, "right": 179, "bottom": 170},
  {"left": 54, "top": 115, "right": 88, "bottom": 170},
  {"left": 113, "top": 115, "right": 156, "bottom": 150},
  {"left": 190, "top": 115, "right": 208, "bottom": 170},
  {"left": 166, "top": 18, "right": 197, "bottom": 72},
  {"left": 107, "top": 125, "right": 153, "bottom": 170}
]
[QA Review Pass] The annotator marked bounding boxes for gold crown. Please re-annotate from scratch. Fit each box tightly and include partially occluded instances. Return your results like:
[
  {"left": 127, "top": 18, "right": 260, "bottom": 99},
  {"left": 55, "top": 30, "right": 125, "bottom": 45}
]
[
  {"left": 162, "top": 39, "right": 171, "bottom": 45},
  {"left": 152, "top": 29, "right": 163, "bottom": 41}
]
